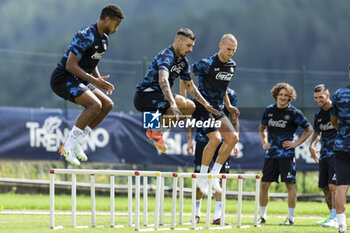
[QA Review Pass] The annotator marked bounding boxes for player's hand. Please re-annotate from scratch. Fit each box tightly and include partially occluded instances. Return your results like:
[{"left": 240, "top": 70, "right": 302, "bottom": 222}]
[
  {"left": 282, "top": 140, "right": 297, "bottom": 150},
  {"left": 170, "top": 104, "right": 182, "bottom": 121},
  {"left": 227, "top": 105, "right": 240, "bottom": 119},
  {"left": 204, "top": 103, "right": 220, "bottom": 116},
  {"left": 94, "top": 75, "right": 115, "bottom": 95},
  {"left": 309, "top": 147, "right": 320, "bottom": 164},
  {"left": 262, "top": 142, "right": 271, "bottom": 150},
  {"left": 187, "top": 140, "right": 194, "bottom": 156},
  {"left": 231, "top": 145, "right": 239, "bottom": 158}
]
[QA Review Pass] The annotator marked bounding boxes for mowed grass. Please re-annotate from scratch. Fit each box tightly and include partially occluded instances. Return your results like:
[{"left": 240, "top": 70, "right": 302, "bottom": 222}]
[{"left": 0, "top": 193, "right": 349, "bottom": 232}]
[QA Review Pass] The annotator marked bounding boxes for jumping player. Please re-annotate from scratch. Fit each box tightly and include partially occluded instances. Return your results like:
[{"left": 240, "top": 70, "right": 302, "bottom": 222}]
[
  {"left": 50, "top": 4, "right": 125, "bottom": 165},
  {"left": 186, "top": 87, "right": 239, "bottom": 225},
  {"left": 134, "top": 28, "right": 219, "bottom": 153},
  {"left": 190, "top": 34, "right": 240, "bottom": 195}
]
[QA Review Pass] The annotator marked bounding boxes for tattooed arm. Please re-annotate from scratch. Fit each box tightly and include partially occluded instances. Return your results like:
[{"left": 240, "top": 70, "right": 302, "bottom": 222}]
[
  {"left": 159, "top": 69, "right": 182, "bottom": 119},
  {"left": 182, "top": 79, "right": 220, "bottom": 115}
]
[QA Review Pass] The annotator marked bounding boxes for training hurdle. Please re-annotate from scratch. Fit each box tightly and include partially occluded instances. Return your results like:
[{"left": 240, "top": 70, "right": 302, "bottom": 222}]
[
  {"left": 152, "top": 173, "right": 260, "bottom": 230},
  {"left": 49, "top": 169, "right": 260, "bottom": 231},
  {"left": 49, "top": 169, "right": 162, "bottom": 230}
]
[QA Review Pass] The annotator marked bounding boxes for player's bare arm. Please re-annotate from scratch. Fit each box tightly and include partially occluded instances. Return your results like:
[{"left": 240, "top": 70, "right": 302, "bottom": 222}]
[
  {"left": 259, "top": 124, "right": 270, "bottom": 150},
  {"left": 224, "top": 91, "right": 240, "bottom": 119},
  {"left": 66, "top": 52, "right": 114, "bottom": 94},
  {"left": 180, "top": 79, "right": 187, "bottom": 97},
  {"left": 282, "top": 125, "right": 313, "bottom": 149},
  {"left": 159, "top": 69, "right": 182, "bottom": 119},
  {"left": 309, "top": 131, "right": 321, "bottom": 163},
  {"left": 330, "top": 115, "right": 339, "bottom": 130},
  {"left": 182, "top": 79, "right": 220, "bottom": 116}
]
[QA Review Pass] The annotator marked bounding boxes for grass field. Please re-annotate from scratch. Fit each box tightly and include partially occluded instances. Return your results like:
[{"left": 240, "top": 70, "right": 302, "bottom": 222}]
[{"left": 0, "top": 193, "right": 349, "bottom": 232}]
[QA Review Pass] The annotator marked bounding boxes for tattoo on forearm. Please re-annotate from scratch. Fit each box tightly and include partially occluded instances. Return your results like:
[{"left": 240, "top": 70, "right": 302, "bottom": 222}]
[{"left": 159, "top": 71, "right": 174, "bottom": 105}]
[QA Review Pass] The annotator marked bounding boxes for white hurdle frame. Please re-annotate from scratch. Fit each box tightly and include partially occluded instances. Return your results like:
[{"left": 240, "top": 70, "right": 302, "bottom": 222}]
[{"left": 49, "top": 169, "right": 260, "bottom": 231}]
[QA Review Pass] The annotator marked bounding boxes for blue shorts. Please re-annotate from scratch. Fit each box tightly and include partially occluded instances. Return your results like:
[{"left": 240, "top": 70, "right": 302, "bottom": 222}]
[
  {"left": 193, "top": 141, "right": 230, "bottom": 174},
  {"left": 318, "top": 156, "right": 336, "bottom": 188},
  {"left": 134, "top": 91, "right": 175, "bottom": 114},
  {"left": 50, "top": 67, "right": 96, "bottom": 103},
  {"left": 261, "top": 157, "right": 296, "bottom": 183},
  {"left": 335, "top": 151, "right": 350, "bottom": 186},
  {"left": 192, "top": 101, "right": 225, "bottom": 135}
]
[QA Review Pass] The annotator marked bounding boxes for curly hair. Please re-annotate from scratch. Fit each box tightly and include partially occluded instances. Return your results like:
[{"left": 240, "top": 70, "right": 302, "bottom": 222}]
[
  {"left": 100, "top": 4, "right": 125, "bottom": 20},
  {"left": 270, "top": 82, "right": 297, "bottom": 103}
]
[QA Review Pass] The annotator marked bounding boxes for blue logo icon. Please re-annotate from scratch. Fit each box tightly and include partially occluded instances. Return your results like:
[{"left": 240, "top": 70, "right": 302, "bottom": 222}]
[{"left": 143, "top": 110, "right": 161, "bottom": 129}]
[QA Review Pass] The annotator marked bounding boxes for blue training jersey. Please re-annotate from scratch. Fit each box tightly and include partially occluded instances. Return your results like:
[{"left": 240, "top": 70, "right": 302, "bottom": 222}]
[
  {"left": 195, "top": 88, "right": 237, "bottom": 142},
  {"left": 58, "top": 24, "right": 108, "bottom": 74},
  {"left": 191, "top": 53, "right": 236, "bottom": 110},
  {"left": 330, "top": 85, "right": 350, "bottom": 152},
  {"left": 136, "top": 45, "right": 191, "bottom": 92},
  {"left": 261, "top": 104, "right": 311, "bottom": 158},
  {"left": 313, "top": 108, "right": 336, "bottom": 160}
]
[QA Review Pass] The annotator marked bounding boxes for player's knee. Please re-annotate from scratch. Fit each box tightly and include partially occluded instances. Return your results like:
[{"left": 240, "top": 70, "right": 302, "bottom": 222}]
[
  {"left": 89, "top": 100, "right": 103, "bottom": 116},
  {"left": 175, "top": 95, "right": 186, "bottom": 108},
  {"left": 209, "top": 135, "right": 222, "bottom": 147},
  {"left": 225, "top": 132, "right": 239, "bottom": 146},
  {"left": 185, "top": 99, "right": 195, "bottom": 115},
  {"left": 103, "top": 100, "right": 114, "bottom": 113}
]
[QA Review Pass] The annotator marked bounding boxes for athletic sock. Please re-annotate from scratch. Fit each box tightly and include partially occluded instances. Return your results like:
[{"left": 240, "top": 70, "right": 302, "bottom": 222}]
[
  {"left": 260, "top": 206, "right": 267, "bottom": 219},
  {"left": 200, "top": 165, "right": 209, "bottom": 174},
  {"left": 213, "top": 201, "right": 221, "bottom": 220},
  {"left": 330, "top": 208, "right": 337, "bottom": 219},
  {"left": 288, "top": 208, "right": 295, "bottom": 222},
  {"left": 65, "top": 125, "right": 84, "bottom": 148},
  {"left": 195, "top": 199, "right": 202, "bottom": 217},
  {"left": 337, "top": 214, "right": 346, "bottom": 226},
  {"left": 210, "top": 163, "right": 222, "bottom": 174}
]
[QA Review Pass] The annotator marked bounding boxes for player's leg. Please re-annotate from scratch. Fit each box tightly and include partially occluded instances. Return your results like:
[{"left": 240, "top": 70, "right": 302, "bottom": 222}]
[
  {"left": 259, "top": 158, "right": 278, "bottom": 224},
  {"left": 321, "top": 156, "right": 338, "bottom": 228},
  {"left": 335, "top": 151, "right": 350, "bottom": 232},
  {"left": 133, "top": 91, "right": 170, "bottom": 153},
  {"left": 197, "top": 131, "right": 221, "bottom": 195},
  {"left": 317, "top": 158, "right": 332, "bottom": 225},
  {"left": 87, "top": 87, "right": 114, "bottom": 129},
  {"left": 162, "top": 95, "right": 195, "bottom": 125},
  {"left": 193, "top": 141, "right": 206, "bottom": 223},
  {"left": 212, "top": 147, "right": 230, "bottom": 225},
  {"left": 51, "top": 69, "right": 98, "bottom": 165},
  {"left": 211, "top": 115, "right": 238, "bottom": 193},
  {"left": 280, "top": 157, "right": 296, "bottom": 225}
]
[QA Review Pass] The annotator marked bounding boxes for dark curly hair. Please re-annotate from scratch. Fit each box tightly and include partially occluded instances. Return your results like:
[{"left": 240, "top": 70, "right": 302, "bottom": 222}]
[{"left": 271, "top": 82, "right": 296, "bottom": 103}]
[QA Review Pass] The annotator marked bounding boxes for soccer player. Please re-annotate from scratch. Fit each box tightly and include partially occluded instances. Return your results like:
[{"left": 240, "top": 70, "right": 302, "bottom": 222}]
[
  {"left": 134, "top": 28, "right": 219, "bottom": 153},
  {"left": 258, "top": 83, "right": 313, "bottom": 226},
  {"left": 186, "top": 88, "right": 239, "bottom": 225},
  {"left": 50, "top": 4, "right": 125, "bottom": 165},
  {"left": 330, "top": 65, "right": 350, "bottom": 233},
  {"left": 309, "top": 84, "right": 338, "bottom": 228},
  {"left": 190, "top": 34, "right": 240, "bottom": 195}
]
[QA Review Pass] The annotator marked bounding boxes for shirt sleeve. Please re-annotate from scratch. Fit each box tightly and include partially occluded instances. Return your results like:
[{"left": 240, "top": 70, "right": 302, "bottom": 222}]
[
  {"left": 294, "top": 109, "right": 311, "bottom": 129},
  {"left": 261, "top": 108, "right": 268, "bottom": 126},
  {"left": 157, "top": 50, "right": 174, "bottom": 73},
  {"left": 180, "top": 58, "right": 191, "bottom": 81},
  {"left": 330, "top": 91, "right": 339, "bottom": 116},
  {"left": 313, "top": 113, "right": 320, "bottom": 133},
  {"left": 191, "top": 57, "right": 211, "bottom": 77},
  {"left": 70, "top": 30, "right": 94, "bottom": 58}
]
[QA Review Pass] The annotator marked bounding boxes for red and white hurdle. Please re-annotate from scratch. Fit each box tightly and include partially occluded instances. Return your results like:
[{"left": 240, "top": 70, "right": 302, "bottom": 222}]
[{"left": 49, "top": 169, "right": 260, "bottom": 231}]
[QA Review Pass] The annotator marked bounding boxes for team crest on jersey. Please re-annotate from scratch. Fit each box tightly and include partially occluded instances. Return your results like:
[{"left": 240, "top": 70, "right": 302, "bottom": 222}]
[
  {"left": 230, "top": 67, "right": 234, "bottom": 72},
  {"left": 284, "top": 115, "right": 290, "bottom": 120}
]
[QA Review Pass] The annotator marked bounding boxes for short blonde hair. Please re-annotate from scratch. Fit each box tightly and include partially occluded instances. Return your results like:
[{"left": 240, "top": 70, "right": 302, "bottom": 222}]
[{"left": 271, "top": 82, "right": 297, "bottom": 103}]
